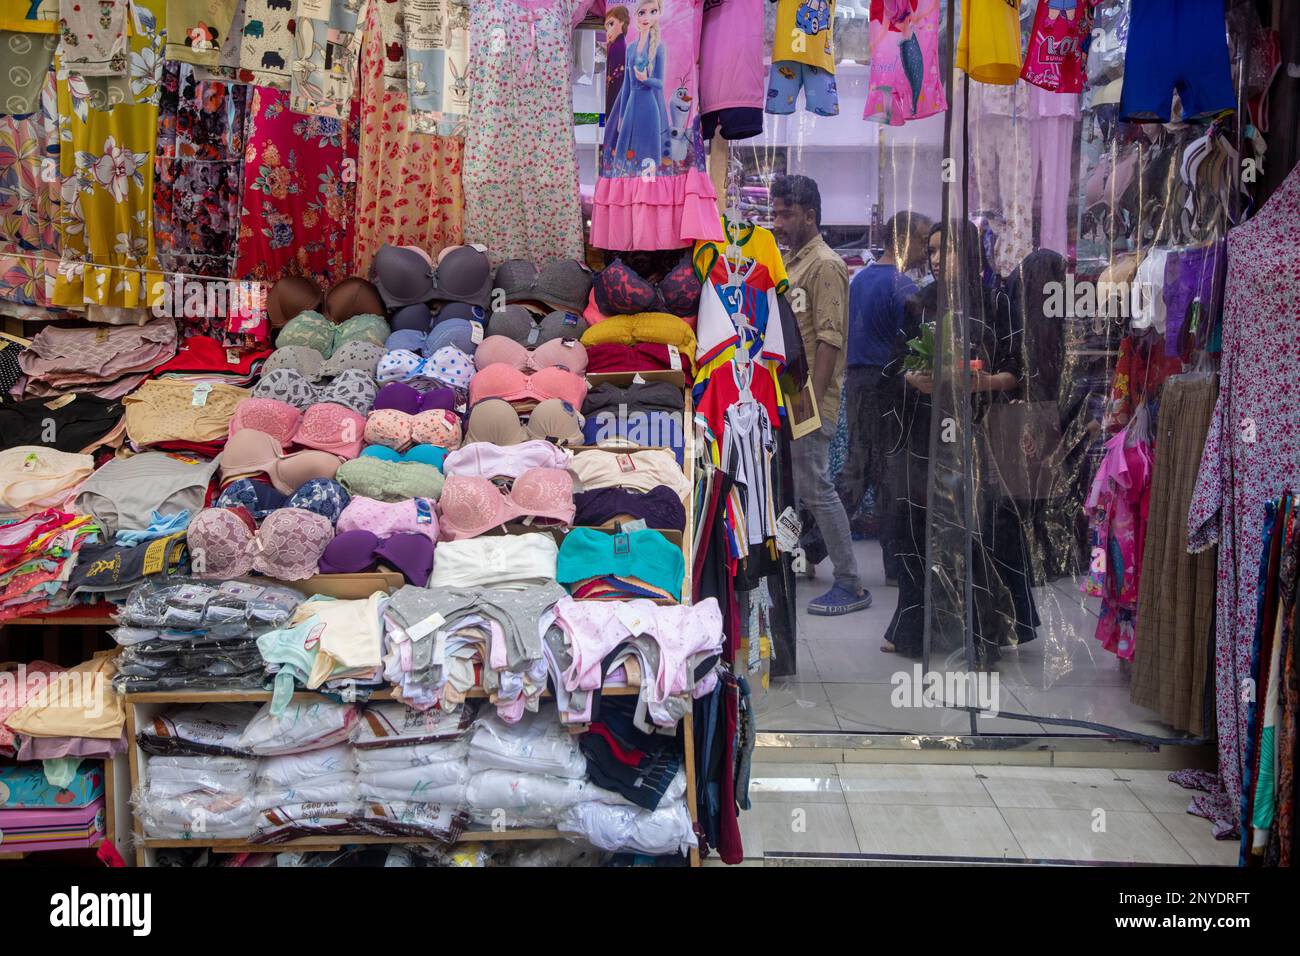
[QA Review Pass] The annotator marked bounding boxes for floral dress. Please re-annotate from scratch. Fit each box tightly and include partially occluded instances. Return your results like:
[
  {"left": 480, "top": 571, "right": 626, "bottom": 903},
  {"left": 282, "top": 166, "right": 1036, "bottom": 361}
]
[
  {"left": 462, "top": 0, "right": 589, "bottom": 265},
  {"left": 234, "top": 86, "right": 359, "bottom": 286},
  {"left": 154, "top": 61, "right": 249, "bottom": 279},
  {"left": 1181, "top": 164, "right": 1300, "bottom": 838},
  {"left": 0, "top": 69, "right": 59, "bottom": 308},
  {"left": 351, "top": 0, "right": 464, "bottom": 274}
]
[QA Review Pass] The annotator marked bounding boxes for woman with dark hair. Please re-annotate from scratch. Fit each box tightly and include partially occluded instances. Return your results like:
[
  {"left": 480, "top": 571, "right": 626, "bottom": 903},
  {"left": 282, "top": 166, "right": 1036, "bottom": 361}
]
[{"left": 879, "top": 219, "right": 1040, "bottom": 666}]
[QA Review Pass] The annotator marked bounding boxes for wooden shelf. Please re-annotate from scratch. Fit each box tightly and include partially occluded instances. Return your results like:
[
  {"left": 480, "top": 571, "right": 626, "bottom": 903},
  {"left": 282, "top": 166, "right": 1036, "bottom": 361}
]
[
  {"left": 141, "top": 829, "right": 570, "bottom": 852},
  {"left": 124, "top": 685, "right": 641, "bottom": 704}
]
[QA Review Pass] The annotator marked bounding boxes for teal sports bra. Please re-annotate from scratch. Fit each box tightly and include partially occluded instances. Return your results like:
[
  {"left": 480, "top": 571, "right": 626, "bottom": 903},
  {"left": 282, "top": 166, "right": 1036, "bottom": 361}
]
[{"left": 556, "top": 527, "right": 685, "bottom": 601}]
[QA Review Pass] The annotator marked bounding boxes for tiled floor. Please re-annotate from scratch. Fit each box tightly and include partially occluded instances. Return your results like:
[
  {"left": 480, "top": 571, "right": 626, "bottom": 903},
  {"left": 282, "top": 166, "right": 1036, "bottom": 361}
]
[
  {"left": 754, "top": 538, "right": 1193, "bottom": 739},
  {"left": 735, "top": 762, "right": 1237, "bottom": 865}
]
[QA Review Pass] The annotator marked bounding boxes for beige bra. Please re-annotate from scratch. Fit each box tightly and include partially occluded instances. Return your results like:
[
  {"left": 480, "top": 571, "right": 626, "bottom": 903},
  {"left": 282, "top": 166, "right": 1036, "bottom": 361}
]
[{"left": 567, "top": 449, "right": 690, "bottom": 502}]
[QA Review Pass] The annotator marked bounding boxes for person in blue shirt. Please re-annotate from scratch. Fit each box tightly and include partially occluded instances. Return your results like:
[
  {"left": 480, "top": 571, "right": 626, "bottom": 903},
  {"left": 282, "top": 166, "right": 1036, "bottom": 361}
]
[{"left": 838, "top": 209, "right": 931, "bottom": 584}]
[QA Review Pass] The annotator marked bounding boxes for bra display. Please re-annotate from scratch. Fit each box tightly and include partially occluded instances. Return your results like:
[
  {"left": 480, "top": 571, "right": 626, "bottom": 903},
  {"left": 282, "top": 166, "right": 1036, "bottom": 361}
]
[
  {"left": 573, "top": 485, "right": 686, "bottom": 531},
  {"left": 556, "top": 527, "right": 685, "bottom": 602},
  {"left": 437, "top": 468, "right": 576, "bottom": 541},
  {"left": 568, "top": 449, "right": 691, "bottom": 502},
  {"left": 428, "top": 532, "right": 559, "bottom": 589},
  {"left": 227, "top": 398, "right": 302, "bottom": 449},
  {"left": 442, "top": 440, "right": 572, "bottom": 480},
  {"left": 594, "top": 258, "right": 701, "bottom": 319},
  {"left": 337, "top": 495, "right": 440, "bottom": 543},
  {"left": 463, "top": 398, "right": 586, "bottom": 447},
  {"left": 293, "top": 402, "right": 368, "bottom": 459},
  {"left": 372, "top": 382, "right": 456, "bottom": 415},
  {"left": 187, "top": 506, "right": 334, "bottom": 582},
  {"left": 364, "top": 408, "right": 462, "bottom": 451},
  {"left": 467, "top": 364, "right": 589, "bottom": 409},
  {"left": 221, "top": 429, "right": 343, "bottom": 495},
  {"left": 494, "top": 258, "right": 593, "bottom": 314},
  {"left": 318, "top": 530, "right": 435, "bottom": 586},
  {"left": 473, "top": 335, "right": 588, "bottom": 375},
  {"left": 581, "top": 380, "right": 683, "bottom": 416},
  {"left": 487, "top": 305, "right": 589, "bottom": 347},
  {"left": 251, "top": 367, "right": 377, "bottom": 416},
  {"left": 360, "top": 444, "right": 449, "bottom": 469}
]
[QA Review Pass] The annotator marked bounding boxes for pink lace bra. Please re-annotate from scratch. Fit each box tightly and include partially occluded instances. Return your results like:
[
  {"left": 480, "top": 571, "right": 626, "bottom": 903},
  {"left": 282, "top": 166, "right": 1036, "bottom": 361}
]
[
  {"left": 467, "top": 364, "right": 589, "bottom": 408},
  {"left": 436, "top": 468, "right": 575, "bottom": 541}
]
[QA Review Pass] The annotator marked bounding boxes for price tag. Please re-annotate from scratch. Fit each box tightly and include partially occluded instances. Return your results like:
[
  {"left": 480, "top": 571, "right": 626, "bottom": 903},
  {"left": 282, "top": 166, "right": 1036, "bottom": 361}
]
[
  {"left": 667, "top": 345, "right": 682, "bottom": 371},
  {"left": 632, "top": 373, "right": 647, "bottom": 385},
  {"left": 613, "top": 532, "right": 630, "bottom": 555},
  {"left": 191, "top": 383, "right": 213, "bottom": 407},
  {"left": 616, "top": 453, "right": 636, "bottom": 473},
  {"left": 407, "top": 611, "right": 446, "bottom": 641},
  {"left": 44, "top": 394, "right": 76, "bottom": 410},
  {"left": 470, "top": 322, "right": 484, "bottom": 344},
  {"left": 225, "top": 349, "right": 241, "bottom": 365},
  {"left": 415, "top": 498, "right": 435, "bottom": 524},
  {"left": 614, "top": 602, "right": 648, "bottom": 636},
  {"left": 621, "top": 518, "right": 647, "bottom": 533},
  {"left": 775, "top": 506, "right": 802, "bottom": 553}
]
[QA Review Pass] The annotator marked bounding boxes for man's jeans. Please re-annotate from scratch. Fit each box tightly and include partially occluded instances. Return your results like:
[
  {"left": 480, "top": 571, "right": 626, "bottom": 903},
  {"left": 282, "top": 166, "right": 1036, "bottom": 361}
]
[
  {"left": 839, "top": 365, "right": 902, "bottom": 579},
  {"left": 793, "top": 420, "right": 862, "bottom": 594}
]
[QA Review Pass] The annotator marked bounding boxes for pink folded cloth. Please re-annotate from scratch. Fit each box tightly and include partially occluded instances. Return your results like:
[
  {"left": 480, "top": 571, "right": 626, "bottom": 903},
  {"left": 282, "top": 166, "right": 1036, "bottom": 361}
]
[{"left": 19, "top": 319, "right": 178, "bottom": 392}]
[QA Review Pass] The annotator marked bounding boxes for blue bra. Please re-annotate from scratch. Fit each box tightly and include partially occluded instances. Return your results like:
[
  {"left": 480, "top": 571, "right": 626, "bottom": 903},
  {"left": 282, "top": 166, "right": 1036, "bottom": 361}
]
[
  {"left": 556, "top": 527, "right": 684, "bottom": 601},
  {"left": 360, "top": 444, "right": 448, "bottom": 470}
]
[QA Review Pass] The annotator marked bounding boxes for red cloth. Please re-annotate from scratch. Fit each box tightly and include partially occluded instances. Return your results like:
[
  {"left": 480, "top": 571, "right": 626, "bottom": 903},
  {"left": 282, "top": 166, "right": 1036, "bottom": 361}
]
[
  {"left": 585, "top": 342, "right": 693, "bottom": 380},
  {"left": 153, "top": 335, "right": 272, "bottom": 375},
  {"left": 586, "top": 722, "right": 645, "bottom": 766}
]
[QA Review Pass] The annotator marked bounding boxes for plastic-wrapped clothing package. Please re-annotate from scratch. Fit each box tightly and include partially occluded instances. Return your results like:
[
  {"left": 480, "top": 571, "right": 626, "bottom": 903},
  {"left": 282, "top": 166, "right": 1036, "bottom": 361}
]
[
  {"left": 558, "top": 800, "right": 697, "bottom": 856},
  {"left": 353, "top": 737, "right": 471, "bottom": 770},
  {"left": 137, "top": 703, "right": 260, "bottom": 757},
  {"left": 137, "top": 789, "right": 259, "bottom": 840},
  {"left": 353, "top": 701, "right": 474, "bottom": 748},
  {"left": 256, "top": 744, "right": 358, "bottom": 788},
  {"left": 235, "top": 700, "right": 361, "bottom": 756},
  {"left": 467, "top": 710, "right": 587, "bottom": 779},
  {"left": 146, "top": 755, "right": 258, "bottom": 799}
]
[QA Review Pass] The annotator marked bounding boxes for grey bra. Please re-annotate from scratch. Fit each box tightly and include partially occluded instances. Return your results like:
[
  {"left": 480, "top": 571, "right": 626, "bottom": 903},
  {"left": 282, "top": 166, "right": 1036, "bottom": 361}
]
[{"left": 253, "top": 367, "right": 377, "bottom": 415}]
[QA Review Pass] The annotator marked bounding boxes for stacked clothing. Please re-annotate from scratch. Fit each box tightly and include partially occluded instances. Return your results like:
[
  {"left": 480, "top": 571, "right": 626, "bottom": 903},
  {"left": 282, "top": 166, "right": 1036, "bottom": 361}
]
[
  {"left": 0, "top": 394, "right": 126, "bottom": 455},
  {"left": 464, "top": 709, "right": 592, "bottom": 828},
  {"left": 382, "top": 582, "right": 565, "bottom": 719},
  {"left": 138, "top": 753, "right": 260, "bottom": 840},
  {"left": 16, "top": 319, "right": 178, "bottom": 399},
  {"left": 111, "top": 579, "right": 302, "bottom": 693},
  {"left": 353, "top": 701, "right": 473, "bottom": 841},
  {"left": 2, "top": 656, "right": 127, "bottom": 760},
  {"left": 0, "top": 761, "right": 109, "bottom": 854},
  {"left": 255, "top": 592, "right": 387, "bottom": 700},
  {"left": 0, "top": 448, "right": 95, "bottom": 519},
  {"left": 0, "top": 661, "right": 63, "bottom": 757},
  {"left": 152, "top": 335, "right": 274, "bottom": 389},
  {"left": 0, "top": 510, "right": 102, "bottom": 621},
  {"left": 549, "top": 597, "right": 724, "bottom": 730}
]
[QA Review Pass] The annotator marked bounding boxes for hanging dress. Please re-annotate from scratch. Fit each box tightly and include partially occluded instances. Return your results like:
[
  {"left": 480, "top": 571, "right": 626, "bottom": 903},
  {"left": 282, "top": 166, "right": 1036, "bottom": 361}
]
[
  {"left": 461, "top": 0, "right": 589, "bottom": 264},
  {"left": 590, "top": 0, "right": 722, "bottom": 251}
]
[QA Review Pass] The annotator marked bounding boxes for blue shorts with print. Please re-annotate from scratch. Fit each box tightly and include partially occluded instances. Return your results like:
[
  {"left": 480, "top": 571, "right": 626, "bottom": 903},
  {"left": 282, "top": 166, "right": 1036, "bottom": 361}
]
[{"left": 765, "top": 60, "right": 839, "bottom": 117}]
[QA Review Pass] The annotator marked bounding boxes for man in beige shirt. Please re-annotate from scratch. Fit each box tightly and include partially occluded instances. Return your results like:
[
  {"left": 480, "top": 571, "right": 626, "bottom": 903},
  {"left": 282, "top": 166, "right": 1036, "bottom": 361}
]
[{"left": 771, "top": 175, "right": 870, "bottom": 616}]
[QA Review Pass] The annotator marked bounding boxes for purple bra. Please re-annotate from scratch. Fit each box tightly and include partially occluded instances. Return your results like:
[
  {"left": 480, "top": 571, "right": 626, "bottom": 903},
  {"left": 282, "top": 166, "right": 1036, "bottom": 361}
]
[
  {"left": 372, "top": 381, "right": 456, "bottom": 415},
  {"left": 572, "top": 484, "right": 686, "bottom": 531},
  {"left": 318, "top": 529, "right": 435, "bottom": 586}
]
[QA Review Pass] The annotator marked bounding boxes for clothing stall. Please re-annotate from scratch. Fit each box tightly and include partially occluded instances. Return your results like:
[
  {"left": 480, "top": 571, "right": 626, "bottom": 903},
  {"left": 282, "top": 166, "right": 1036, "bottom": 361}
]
[{"left": 0, "top": 0, "right": 1296, "bottom": 869}]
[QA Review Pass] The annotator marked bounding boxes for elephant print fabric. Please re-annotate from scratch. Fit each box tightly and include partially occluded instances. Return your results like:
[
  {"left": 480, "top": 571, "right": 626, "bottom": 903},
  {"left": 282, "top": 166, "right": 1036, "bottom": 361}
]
[
  {"left": 863, "top": 0, "right": 947, "bottom": 126},
  {"left": 591, "top": 0, "right": 723, "bottom": 251},
  {"left": 238, "top": 0, "right": 297, "bottom": 88}
]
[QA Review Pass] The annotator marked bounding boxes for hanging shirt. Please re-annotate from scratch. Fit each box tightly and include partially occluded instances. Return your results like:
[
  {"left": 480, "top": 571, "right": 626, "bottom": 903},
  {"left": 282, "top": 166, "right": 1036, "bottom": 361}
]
[
  {"left": 848, "top": 261, "right": 917, "bottom": 367},
  {"left": 720, "top": 399, "right": 777, "bottom": 549},
  {"left": 695, "top": 358, "right": 781, "bottom": 465},
  {"left": 771, "top": 0, "right": 836, "bottom": 72},
  {"left": 693, "top": 217, "right": 789, "bottom": 292}
]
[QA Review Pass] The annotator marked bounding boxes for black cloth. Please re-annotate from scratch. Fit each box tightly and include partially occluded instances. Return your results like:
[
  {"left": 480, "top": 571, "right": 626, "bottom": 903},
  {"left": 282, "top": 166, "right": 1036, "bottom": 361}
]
[
  {"left": 838, "top": 363, "right": 903, "bottom": 578},
  {"left": 0, "top": 393, "right": 124, "bottom": 453},
  {"left": 579, "top": 696, "right": 682, "bottom": 811},
  {"left": 881, "top": 280, "right": 1039, "bottom": 664}
]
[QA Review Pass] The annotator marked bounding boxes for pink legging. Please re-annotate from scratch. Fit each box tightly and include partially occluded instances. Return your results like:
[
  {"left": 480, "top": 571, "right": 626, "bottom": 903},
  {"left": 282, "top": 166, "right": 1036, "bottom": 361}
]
[{"left": 1031, "top": 115, "right": 1075, "bottom": 257}]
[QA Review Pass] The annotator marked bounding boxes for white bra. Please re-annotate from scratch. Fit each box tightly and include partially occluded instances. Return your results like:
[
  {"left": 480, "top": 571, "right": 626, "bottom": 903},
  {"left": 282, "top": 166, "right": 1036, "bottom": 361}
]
[
  {"left": 567, "top": 449, "right": 691, "bottom": 502},
  {"left": 428, "top": 532, "right": 559, "bottom": 590}
]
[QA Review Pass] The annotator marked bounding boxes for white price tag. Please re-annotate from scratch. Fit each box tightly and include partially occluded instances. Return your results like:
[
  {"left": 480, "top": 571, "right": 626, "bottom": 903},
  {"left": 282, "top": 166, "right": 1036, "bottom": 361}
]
[
  {"left": 470, "top": 322, "right": 484, "bottom": 344},
  {"left": 614, "top": 603, "right": 648, "bottom": 636},
  {"left": 667, "top": 345, "right": 682, "bottom": 371},
  {"left": 406, "top": 611, "right": 446, "bottom": 641},
  {"left": 775, "top": 507, "right": 802, "bottom": 554},
  {"left": 191, "top": 383, "right": 213, "bottom": 407}
]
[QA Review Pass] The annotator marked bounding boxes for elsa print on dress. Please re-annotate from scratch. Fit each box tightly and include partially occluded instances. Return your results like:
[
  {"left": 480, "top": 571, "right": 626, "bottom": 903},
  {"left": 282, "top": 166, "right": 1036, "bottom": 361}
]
[{"left": 604, "top": 0, "right": 671, "bottom": 178}]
